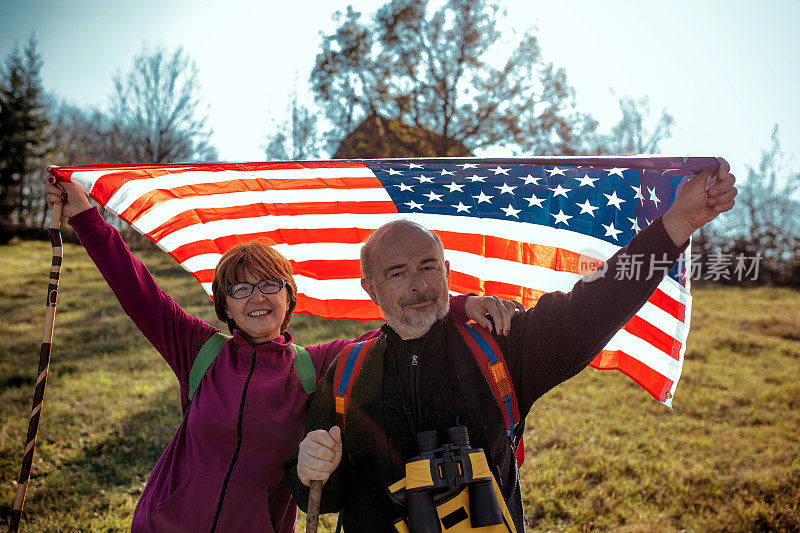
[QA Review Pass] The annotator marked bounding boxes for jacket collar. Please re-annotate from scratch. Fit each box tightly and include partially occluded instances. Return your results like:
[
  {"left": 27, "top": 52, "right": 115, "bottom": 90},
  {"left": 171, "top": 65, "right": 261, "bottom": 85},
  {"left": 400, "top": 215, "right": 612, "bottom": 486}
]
[
  {"left": 230, "top": 328, "right": 295, "bottom": 355},
  {"left": 380, "top": 318, "right": 449, "bottom": 354}
]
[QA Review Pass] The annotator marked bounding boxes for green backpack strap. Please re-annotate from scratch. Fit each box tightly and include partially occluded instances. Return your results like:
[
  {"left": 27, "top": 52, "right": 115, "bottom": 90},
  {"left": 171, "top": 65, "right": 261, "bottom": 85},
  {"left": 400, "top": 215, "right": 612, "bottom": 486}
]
[
  {"left": 290, "top": 343, "right": 316, "bottom": 394},
  {"left": 188, "top": 334, "right": 316, "bottom": 402},
  {"left": 189, "top": 332, "right": 231, "bottom": 402}
]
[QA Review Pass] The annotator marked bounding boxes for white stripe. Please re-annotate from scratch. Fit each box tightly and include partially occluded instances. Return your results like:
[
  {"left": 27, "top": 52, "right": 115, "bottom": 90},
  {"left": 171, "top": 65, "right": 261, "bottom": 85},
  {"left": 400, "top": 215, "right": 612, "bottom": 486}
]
[
  {"left": 604, "top": 330, "right": 682, "bottom": 381},
  {"left": 105, "top": 167, "right": 376, "bottom": 215},
  {"left": 131, "top": 188, "right": 393, "bottom": 234},
  {"left": 70, "top": 170, "right": 144, "bottom": 196}
]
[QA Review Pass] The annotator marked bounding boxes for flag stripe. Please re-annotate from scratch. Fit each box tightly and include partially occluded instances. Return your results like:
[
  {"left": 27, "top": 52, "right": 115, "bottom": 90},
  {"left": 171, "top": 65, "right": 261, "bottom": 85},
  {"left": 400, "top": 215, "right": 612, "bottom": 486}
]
[
  {"left": 144, "top": 201, "right": 399, "bottom": 242},
  {"left": 590, "top": 350, "right": 675, "bottom": 402},
  {"left": 101, "top": 165, "right": 378, "bottom": 214},
  {"left": 120, "top": 176, "right": 386, "bottom": 225}
]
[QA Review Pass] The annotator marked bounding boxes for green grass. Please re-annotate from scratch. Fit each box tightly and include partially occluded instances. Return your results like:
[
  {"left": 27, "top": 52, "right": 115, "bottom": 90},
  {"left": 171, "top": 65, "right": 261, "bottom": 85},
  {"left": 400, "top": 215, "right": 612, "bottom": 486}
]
[{"left": 1, "top": 240, "right": 798, "bottom": 532}]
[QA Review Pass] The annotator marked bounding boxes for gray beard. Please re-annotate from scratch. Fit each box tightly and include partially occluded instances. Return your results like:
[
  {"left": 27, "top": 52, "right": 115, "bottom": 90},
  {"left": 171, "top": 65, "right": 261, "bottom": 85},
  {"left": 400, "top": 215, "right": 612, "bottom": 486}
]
[{"left": 380, "top": 290, "right": 450, "bottom": 340}]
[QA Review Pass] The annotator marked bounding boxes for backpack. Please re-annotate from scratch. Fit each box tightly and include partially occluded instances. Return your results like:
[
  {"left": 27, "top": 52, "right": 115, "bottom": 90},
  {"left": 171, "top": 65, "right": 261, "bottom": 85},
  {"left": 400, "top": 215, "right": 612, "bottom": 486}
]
[
  {"left": 188, "top": 331, "right": 317, "bottom": 402},
  {"left": 332, "top": 323, "right": 524, "bottom": 466}
]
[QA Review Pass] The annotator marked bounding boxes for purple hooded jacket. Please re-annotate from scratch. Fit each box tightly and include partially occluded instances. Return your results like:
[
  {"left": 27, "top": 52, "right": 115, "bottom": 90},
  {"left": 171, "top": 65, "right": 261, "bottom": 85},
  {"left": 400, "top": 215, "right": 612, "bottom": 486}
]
[{"left": 69, "top": 208, "right": 470, "bottom": 532}]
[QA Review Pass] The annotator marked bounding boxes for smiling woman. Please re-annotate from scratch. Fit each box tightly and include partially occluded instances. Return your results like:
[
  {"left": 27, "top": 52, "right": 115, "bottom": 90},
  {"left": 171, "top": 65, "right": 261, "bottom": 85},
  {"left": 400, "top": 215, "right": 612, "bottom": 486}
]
[{"left": 212, "top": 243, "right": 296, "bottom": 344}]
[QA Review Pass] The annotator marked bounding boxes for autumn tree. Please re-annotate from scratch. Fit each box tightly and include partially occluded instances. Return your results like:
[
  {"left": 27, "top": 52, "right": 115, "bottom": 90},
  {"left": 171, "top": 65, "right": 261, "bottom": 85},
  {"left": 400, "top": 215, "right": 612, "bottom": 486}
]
[{"left": 311, "top": 0, "right": 597, "bottom": 157}]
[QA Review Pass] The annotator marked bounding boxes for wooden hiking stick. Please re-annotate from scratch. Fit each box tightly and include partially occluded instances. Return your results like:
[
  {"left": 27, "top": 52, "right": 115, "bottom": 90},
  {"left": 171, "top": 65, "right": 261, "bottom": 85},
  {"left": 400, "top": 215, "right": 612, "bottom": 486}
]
[
  {"left": 305, "top": 480, "right": 323, "bottom": 533},
  {"left": 8, "top": 201, "right": 63, "bottom": 533}
]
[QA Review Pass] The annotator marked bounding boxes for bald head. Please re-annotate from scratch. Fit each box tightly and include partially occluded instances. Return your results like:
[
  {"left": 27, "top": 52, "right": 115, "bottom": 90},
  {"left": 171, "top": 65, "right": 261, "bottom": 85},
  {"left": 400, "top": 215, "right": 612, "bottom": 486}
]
[
  {"left": 360, "top": 220, "right": 444, "bottom": 279},
  {"left": 359, "top": 220, "right": 450, "bottom": 339}
]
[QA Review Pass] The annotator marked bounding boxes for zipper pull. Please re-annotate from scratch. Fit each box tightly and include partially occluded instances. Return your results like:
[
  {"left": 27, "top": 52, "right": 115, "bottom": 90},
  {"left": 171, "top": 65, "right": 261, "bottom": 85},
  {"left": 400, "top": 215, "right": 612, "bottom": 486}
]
[{"left": 411, "top": 353, "right": 419, "bottom": 366}]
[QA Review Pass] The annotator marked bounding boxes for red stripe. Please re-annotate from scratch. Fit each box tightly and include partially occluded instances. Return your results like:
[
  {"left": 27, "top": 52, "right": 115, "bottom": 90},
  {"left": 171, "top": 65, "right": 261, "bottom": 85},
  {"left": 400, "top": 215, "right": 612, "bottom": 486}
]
[
  {"left": 193, "top": 259, "right": 364, "bottom": 284},
  {"left": 294, "top": 294, "right": 384, "bottom": 321},
  {"left": 119, "top": 176, "right": 385, "bottom": 223},
  {"left": 623, "top": 315, "right": 682, "bottom": 360},
  {"left": 590, "top": 350, "right": 675, "bottom": 402},
  {"left": 648, "top": 288, "right": 685, "bottom": 321},
  {"left": 83, "top": 161, "right": 369, "bottom": 204},
  {"left": 57, "top": 161, "right": 368, "bottom": 173},
  {"left": 170, "top": 228, "right": 378, "bottom": 263},
  {"left": 145, "top": 201, "right": 398, "bottom": 242}
]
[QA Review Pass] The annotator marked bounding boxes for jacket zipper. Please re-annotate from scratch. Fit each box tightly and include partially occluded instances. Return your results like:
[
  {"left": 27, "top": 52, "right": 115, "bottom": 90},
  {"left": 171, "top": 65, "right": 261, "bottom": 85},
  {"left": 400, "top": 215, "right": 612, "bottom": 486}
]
[
  {"left": 411, "top": 353, "right": 421, "bottom": 431},
  {"left": 210, "top": 345, "right": 258, "bottom": 532}
]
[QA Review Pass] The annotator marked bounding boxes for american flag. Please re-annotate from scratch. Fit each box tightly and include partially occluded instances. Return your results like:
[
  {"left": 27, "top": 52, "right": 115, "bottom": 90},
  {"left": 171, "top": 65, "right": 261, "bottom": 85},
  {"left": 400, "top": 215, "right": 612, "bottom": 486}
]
[{"left": 49, "top": 157, "right": 716, "bottom": 406}]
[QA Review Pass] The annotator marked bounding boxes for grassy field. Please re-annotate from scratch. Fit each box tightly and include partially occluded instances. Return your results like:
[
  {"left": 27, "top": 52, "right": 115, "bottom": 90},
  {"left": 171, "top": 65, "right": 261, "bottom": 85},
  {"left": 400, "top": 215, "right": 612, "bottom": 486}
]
[{"left": 0, "top": 239, "right": 798, "bottom": 532}]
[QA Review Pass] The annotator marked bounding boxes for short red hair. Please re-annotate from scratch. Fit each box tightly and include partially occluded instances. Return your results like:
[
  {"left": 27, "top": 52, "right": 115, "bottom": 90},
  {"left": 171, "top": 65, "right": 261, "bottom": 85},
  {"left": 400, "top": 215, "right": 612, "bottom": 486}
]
[{"left": 211, "top": 242, "right": 297, "bottom": 333}]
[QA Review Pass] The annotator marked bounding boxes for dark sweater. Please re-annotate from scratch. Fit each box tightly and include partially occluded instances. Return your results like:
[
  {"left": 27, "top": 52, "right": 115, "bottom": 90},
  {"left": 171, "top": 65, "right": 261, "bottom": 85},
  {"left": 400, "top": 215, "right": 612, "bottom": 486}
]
[{"left": 285, "top": 217, "right": 684, "bottom": 532}]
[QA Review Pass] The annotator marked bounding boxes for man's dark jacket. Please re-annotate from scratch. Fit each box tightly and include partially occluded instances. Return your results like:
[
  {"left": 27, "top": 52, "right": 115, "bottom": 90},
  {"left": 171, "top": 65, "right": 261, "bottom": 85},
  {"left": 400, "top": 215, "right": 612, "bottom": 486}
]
[{"left": 285, "top": 217, "right": 684, "bottom": 532}]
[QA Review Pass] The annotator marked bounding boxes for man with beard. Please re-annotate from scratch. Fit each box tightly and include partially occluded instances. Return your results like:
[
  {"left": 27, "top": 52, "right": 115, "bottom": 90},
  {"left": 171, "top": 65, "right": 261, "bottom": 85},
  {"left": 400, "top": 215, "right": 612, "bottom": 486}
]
[{"left": 285, "top": 162, "right": 737, "bottom": 532}]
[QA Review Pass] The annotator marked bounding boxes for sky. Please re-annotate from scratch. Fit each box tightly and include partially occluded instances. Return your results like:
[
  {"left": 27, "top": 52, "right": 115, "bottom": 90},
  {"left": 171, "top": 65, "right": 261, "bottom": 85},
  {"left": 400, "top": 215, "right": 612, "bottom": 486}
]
[{"left": 1, "top": 0, "right": 798, "bottom": 179}]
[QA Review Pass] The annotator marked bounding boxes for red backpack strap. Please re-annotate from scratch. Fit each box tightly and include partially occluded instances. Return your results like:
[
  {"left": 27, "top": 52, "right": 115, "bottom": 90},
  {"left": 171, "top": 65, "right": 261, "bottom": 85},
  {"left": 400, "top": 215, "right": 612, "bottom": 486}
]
[
  {"left": 332, "top": 337, "right": 378, "bottom": 431},
  {"left": 455, "top": 323, "right": 525, "bottom": 466}
]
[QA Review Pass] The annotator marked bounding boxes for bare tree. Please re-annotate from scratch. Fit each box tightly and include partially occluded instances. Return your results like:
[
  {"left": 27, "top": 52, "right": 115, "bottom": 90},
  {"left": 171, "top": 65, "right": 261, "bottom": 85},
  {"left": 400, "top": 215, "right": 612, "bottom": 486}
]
[
  {"left": 108, "top": 45, "right": 216, "bottom": 163},
  {"left": 598, "top": 94, "right": 674, "bottom": 155},
  {"left": 264, "top": 91, "right": 322, "bottom": 160}
]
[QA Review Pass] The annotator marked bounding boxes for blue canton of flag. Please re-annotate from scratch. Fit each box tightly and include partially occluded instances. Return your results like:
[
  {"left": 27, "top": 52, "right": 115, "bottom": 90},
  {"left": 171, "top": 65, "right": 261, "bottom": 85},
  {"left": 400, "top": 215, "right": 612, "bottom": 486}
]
[{"left": 365, "top": 161, "right": 693, "bottom": 284}]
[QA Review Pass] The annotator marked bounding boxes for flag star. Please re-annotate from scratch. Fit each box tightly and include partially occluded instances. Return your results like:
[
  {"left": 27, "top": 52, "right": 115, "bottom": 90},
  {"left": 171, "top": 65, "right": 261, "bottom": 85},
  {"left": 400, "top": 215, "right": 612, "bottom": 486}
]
[
  {"left": 387, "top": 168, "right": 403, "bottom": 176},
  {"left": 495, "top": 183, "right": 517, "bottom": 195},
  {"left": 444, "top": 181, "right": 465, "bottom": 193},
  {"left": 440, "top": 169, "right": 455, "bottom": 176},
  {"left": 458, "top": 163, "right": 478, "bottom": 169},
  {"left": 501, "top": 204, "right": 521, "bottom": 218},
  {"left": 575, "top": 174, "right": 598, "bottom": 187},
  {"left": 452, "top": 201, "right": 472, "bottom": 213},
  {"left": 395, "top": 182, "right": 414, "bottom": 192},
  {"left": 647, "top": 186, "right": 661, "bottom": 208},
  {"left": 602, "top": 222, "right": 623, "bottom": 240},
  {"left": 604, "top": 191, "right": 625, "bottom": 210},
  {"left": 491, "top": 166, "right": 510, "bottom": 175},
  {"left": 414, "top": 174, "right": 434, "bottom": 183},
  {"left": 405, "top": 200, "right": 424, "bottom": 210},
  {"left": 423, "top": 190, "right": 443, "bottom": 202},
  {"left": 519, "top": 174, "right": 541, "bottom": 185},
  {"left": 550, "top": 184, "right": 572, "bottom": 198},
  {"left": 408, "top": 163, "right": 423, "bottom": 169},
  {"left": 525, "top": 192, "right": 545, "bottom": 208},
  {"left": 546, "top": 167, "right": 566, "bottom": 177},
  {"left": 551, "top": 209, "right": 572, "bottom": 225},
  {"left": 577, "top": 199, "right": 598, "bottom": 217},
  {"left": 628, "top": 217, "right": 641, "bottom": 232},
  {"left": 473, "top": 191, "right": 494, "bottom": 204},
  {"left": 606, "top": 168, "right": 627, "bottom": 177},
  {"left": 631, "top": 185, "right": 645, "bottom": 203},
  {"left": 466, "top": 174, "right": 487, "bottom": 182}
]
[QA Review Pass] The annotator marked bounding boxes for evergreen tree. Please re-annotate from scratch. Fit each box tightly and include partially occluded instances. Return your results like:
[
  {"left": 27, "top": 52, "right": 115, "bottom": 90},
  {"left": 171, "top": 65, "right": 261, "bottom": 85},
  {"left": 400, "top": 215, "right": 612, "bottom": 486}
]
[{"left": 0, "top": 36, "right": 50, "bottom": 223}]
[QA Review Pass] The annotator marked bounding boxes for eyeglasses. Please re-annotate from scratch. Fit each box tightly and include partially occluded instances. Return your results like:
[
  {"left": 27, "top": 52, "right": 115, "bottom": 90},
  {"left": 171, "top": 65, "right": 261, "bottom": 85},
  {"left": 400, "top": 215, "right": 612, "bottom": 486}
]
[{"left": 226, "top": 279, "right": 285, "bottom": 299}]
